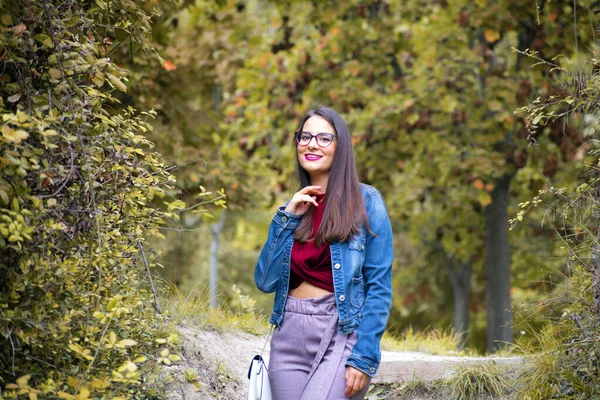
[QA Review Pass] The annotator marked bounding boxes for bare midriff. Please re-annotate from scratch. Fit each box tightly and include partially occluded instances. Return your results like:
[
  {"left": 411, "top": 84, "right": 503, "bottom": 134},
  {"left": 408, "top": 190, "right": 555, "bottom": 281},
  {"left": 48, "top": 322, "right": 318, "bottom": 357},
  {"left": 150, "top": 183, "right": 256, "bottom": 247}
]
[{"left": 289, "top": 280, "right": 334, "bottom": 298}]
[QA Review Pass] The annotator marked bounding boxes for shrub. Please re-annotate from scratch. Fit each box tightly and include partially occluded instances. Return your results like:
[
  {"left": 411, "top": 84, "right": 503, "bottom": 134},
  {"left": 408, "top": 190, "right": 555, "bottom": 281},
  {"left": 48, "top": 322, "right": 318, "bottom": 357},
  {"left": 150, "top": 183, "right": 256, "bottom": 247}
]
[{"left": 0, "top": 0, "right": 190, "bottom": 397}]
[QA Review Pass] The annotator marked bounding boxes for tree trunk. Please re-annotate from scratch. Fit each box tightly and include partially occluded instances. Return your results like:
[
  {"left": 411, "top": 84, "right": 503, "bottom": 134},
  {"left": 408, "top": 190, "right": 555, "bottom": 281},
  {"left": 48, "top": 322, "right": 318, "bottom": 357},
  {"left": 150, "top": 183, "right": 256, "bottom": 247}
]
[
  {"left": 450, "top": 257, "right": 473, "bottom": 350},
  {"left": 485, "top": 175, "right": 513, "bottom": 353},
  {"left": 210, "top": 210, "right": 226, "bottom": 309}
]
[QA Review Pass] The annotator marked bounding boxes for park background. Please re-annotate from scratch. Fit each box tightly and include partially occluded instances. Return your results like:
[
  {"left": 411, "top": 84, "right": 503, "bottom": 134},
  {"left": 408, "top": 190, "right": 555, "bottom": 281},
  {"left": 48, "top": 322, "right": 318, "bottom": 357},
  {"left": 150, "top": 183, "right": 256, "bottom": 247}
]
[{"left": 2, "top": 0, "right": 600, "bottom": 398}]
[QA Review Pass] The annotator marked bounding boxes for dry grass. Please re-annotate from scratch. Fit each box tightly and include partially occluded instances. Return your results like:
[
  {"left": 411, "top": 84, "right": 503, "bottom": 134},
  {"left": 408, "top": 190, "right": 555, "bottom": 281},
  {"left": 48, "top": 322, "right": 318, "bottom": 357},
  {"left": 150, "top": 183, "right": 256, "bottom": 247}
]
[
  {"left": 163, "top": 283, "right": 270, "bottom": 335},
  {"left": 381, "top": 327, "right": 473, "bottom": 356}
]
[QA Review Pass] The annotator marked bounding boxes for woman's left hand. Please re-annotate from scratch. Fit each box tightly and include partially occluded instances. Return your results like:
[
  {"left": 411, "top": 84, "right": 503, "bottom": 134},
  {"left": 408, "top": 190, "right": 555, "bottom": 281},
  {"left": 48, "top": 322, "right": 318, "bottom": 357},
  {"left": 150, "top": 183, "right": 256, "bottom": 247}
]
[{"left": 345, "top": 366, "right": 370, "bottom": 397}]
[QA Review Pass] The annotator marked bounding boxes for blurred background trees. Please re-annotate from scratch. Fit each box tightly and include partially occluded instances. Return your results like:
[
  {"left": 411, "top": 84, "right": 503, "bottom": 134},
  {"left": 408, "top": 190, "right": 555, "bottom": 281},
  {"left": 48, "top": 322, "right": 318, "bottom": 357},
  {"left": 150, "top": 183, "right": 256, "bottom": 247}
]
[{"left": 124, "top": 0, "right": 593, "bottom": 354}]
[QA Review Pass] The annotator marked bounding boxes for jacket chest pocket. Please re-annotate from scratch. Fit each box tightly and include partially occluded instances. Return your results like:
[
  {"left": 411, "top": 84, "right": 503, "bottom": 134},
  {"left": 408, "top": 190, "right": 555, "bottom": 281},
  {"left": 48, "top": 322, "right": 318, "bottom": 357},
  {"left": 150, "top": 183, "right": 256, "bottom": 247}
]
[
  {"left": 350, "top": 275, "right": 365, "bottom": 308},
  {"left": 348, "top": 230, "right": 366, "bottom": 251},
  {"left": 348, "top": 231, "right": 366, "bottom": 267}
]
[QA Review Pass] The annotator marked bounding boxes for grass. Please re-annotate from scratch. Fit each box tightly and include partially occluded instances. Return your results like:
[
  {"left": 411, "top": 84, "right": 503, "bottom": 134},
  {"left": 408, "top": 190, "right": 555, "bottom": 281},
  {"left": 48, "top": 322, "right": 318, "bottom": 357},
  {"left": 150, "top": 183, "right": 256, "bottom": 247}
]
[
  {"left": 448, "top": 363, "right": 509, "bottom": 400},
  {"left": 366, "top": 378, "right": 445, "bottom": 400},
  {"left": 394, "top": 375, "right": 446, "bottom": 399},
  {"left": 510, "top": 324, "right": 587, "bottom": 399},
  {"left": 368, "top": 365, "right": 512, "bottom": 400},
  {"left": 513, "top": 326, "right": 561, "bottom": 397},
  {"left": 381, "top": 326, "right": 473, "bottom": 356},
  {"left": 162, "top": 282, "right": 270, "bottom": 336}
]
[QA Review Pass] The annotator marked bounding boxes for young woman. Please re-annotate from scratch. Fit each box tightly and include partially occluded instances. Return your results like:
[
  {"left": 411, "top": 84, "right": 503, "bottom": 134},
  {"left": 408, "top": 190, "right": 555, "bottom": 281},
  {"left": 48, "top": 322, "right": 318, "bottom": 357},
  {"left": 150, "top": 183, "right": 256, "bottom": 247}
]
[{"left": 254, "top": 107, "right": 394, "bottom": 400}]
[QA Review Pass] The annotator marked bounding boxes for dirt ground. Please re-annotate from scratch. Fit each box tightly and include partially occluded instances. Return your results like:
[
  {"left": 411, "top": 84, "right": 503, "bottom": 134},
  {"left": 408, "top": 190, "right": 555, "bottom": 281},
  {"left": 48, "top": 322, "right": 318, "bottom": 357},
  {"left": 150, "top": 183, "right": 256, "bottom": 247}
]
[
  {"left": 163, "top": 324, "right": 268, "bottom": 400},
  {"left": 163, "top": 324, "right": 523, "bottom": 400}
]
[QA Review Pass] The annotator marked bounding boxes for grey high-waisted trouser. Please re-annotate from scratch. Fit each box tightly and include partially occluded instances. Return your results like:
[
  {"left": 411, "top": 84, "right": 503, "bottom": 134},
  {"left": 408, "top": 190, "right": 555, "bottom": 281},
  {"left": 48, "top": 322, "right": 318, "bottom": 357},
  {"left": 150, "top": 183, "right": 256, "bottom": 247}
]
[{"left": 268, "top": 294, "right": 371, "bottom": 400}]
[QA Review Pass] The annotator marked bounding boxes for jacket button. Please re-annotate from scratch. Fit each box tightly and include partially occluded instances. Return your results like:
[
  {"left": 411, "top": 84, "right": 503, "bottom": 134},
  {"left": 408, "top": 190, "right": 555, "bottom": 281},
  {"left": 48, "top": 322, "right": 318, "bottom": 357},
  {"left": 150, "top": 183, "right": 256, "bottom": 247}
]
[
  {"left": 360, "top": 245, "right": 365, "bottom": 251},
  {"left": 339, "top": 295, "right": 345, "bottom": 301},
  {"left": 282, "top": 216, "right": 288, "bottom": 222},
  {"left": 369, "top": 367, "right": 375, "bottom": 373},
  {"left": 334, "top": 263, "right": 340, "bottom": 269},
  {"left": 343, "top": 326, "right": 349, "bottom": 331}
]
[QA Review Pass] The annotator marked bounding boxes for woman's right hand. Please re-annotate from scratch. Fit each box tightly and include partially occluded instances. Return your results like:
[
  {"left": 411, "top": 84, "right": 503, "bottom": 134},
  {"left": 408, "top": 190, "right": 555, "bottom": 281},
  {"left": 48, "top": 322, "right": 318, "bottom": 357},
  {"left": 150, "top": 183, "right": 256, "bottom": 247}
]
[{"left": 284, "top": 185, "right": 323, "bottom": 216}]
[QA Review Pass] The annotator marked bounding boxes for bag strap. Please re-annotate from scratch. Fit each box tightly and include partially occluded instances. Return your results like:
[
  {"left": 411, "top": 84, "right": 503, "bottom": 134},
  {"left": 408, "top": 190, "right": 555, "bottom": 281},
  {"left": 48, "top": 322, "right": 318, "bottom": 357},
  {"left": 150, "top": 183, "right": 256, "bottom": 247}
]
[
  {"left": 248, "top": 325, "right": 275, "bottom": 380},
  {"left": 259, "top": 325, "right": 275, "bottom": 358}
]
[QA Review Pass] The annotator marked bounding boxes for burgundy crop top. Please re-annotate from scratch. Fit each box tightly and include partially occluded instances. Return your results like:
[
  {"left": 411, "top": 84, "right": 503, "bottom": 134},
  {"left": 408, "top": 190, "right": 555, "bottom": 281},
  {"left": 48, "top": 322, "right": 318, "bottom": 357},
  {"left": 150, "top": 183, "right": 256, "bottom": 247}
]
[{"left": 289, "top": 194, "right": 334, "bottom": 292}]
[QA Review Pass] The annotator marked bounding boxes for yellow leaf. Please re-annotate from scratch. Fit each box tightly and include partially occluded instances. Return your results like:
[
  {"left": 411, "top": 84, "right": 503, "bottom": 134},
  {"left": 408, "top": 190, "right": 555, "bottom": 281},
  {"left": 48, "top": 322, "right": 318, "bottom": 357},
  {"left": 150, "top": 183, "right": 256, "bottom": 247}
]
[
  {"left": 167, "top": 200, "right": 185, "bottom": 210},
  {"left": 478, "top": 191, "right": 492, "bottom": 207},
  {"left": 117, "top": 339, "right": 137, "bottom": 347},
  {"left": 192, "top": 381, "right": 205, "bottom": 392},
  {"left": 160, "top": 349, "right": 169, "bottom": 357},
  {"left": 440, "top": 95, "right": 457, "bottom": 113},
  {"left": 484, "top": 29, "right": 501, "bottom": 42},
  {"left": 78, "top": 387, "right": 90, "bottom": 399},
  {"left": 3, "top": 129, "right": 29, "bottom": 144},
  {"left": 112, "top": 371, "right": 124, "bottom": 379},
  {"left": 58, "top": 391, "right": 75, "bottom": 399},
  {"left": 68, "top": 343, "right": 81, "bottom": 353},
  {"left": 109, "top": 331, "right": 117, "bottom": 344},
  {"left": 134, "top": 356, "right": 148, "bottom": 363},
  {"left": 30, "top": 392, "right": 39, "bottom": 400},
  {"left": 125, "top": 361, "right": 137, "bottom": 372},
  {"left": 16, "top": 375, "right": 31, "bottom": 386},
  {"left": 105, "top": 72, "right": 127, "bottom": 92},
  {"left": 42, "top": 129, "right": 58, "bottom": 137},
  {"left": 49, "top": 69, "right": 62, "bottom": 79},
  {"left": 167, "top": 334, "right": 179, "bottom": 343},
  {"left": 0, "top": 188, "right": 8, "bottom": 204},
  {"left": 90, "top": 378, "right": 110, "bottom": 389},
  {"left": 93, "top": 311, "right": 105, "bottom": 319},
  {"left": 106, "top": 297, "right": 117, "bottom": 312},
  {"left": 67, "top": 376, "right": 80, "bottom": 388},
  {"left": 407, "top": 113, "right": 419, "bottom": 126}
]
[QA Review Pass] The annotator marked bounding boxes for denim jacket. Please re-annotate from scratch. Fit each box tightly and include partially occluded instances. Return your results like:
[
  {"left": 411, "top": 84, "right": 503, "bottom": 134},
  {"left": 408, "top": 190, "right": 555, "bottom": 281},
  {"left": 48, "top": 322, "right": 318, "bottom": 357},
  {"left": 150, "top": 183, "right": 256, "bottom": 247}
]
[{"left": 254, "top": 183, "right": 393, "bottom": 377}]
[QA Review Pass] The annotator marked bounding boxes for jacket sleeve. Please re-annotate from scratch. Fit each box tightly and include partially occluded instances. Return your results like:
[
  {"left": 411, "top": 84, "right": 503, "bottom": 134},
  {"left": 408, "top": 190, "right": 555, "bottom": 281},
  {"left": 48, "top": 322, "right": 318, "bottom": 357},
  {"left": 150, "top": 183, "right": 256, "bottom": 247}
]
[
  {"left": 345, "top": 190, "right": 394, "bottom": 377},
  {"left": 254, "top": 206, "right": 302, "bottom": 293}
]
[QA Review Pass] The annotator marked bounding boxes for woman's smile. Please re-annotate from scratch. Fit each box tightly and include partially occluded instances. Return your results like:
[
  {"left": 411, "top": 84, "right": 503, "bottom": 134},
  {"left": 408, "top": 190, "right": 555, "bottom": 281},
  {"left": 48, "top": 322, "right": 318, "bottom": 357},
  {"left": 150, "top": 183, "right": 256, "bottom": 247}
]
[{"left": 305, "top": 153, "right": 323, "bottom": 161}]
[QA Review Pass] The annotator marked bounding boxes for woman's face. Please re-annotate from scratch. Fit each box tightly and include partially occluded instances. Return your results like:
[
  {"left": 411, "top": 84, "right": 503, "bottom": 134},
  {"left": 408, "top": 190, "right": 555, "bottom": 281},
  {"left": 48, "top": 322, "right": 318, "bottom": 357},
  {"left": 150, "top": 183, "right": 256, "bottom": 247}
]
[{"left": 297, "top": 115, "right": 337, "bottom": 179}]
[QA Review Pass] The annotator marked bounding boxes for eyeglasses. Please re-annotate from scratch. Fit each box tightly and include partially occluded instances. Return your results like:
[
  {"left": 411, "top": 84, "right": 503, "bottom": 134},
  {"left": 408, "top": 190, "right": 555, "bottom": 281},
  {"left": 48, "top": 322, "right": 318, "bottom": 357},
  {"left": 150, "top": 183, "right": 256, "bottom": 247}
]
[{"left": 295, "top": 131, "right": 337, "bottom": 148}]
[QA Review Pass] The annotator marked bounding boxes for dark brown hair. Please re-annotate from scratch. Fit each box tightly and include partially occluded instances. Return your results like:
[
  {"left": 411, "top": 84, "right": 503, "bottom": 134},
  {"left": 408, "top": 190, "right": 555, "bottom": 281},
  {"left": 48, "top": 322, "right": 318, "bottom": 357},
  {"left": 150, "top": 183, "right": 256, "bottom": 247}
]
[{"left": 293, "top": 107, "right": 369, "bottom": 246}]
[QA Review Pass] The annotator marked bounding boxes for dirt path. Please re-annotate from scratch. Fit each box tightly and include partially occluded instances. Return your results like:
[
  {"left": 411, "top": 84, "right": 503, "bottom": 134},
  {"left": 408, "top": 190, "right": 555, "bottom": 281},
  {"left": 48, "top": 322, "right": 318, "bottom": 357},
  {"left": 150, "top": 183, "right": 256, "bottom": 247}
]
[{"left": 164, "top": 325, "right": 525, "bottom": 399}]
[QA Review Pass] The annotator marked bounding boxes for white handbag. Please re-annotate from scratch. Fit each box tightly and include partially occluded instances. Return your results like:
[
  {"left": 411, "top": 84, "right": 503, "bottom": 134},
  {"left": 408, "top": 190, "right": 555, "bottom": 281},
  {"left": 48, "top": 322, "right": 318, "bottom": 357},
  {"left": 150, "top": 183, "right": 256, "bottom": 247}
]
[{"left": 248, "top": 326, "right": 274, "bottom": 400}]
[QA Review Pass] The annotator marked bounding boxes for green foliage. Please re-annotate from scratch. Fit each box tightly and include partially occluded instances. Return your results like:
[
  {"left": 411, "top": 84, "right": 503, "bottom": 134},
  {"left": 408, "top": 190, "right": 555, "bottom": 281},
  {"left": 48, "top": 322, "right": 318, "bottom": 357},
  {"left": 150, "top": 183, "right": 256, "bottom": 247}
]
[
  {"left": 0, "top": 0, "right": 210, "bottom": 397},
  {"left": 510, "top": 175, "right": 600, "bottom": 397},
  {"left": 511, "top": 9, "right": 600, "bottom": 396},
  {"left": 211, "top": 0, "right": 589, "bottom": 351},
  {"left": 94, "top": 0, "right": 594, "bottom": 355},
  {"left": 115, "top": 0, "right": 275, "bottom": 210}
]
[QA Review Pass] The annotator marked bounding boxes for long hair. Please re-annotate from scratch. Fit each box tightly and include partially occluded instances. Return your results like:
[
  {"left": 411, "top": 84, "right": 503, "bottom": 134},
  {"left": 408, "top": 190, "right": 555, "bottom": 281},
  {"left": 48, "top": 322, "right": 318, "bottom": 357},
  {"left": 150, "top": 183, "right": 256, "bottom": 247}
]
[{"left": 293, "top": 107, "right": 369, "bottom": 246}]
